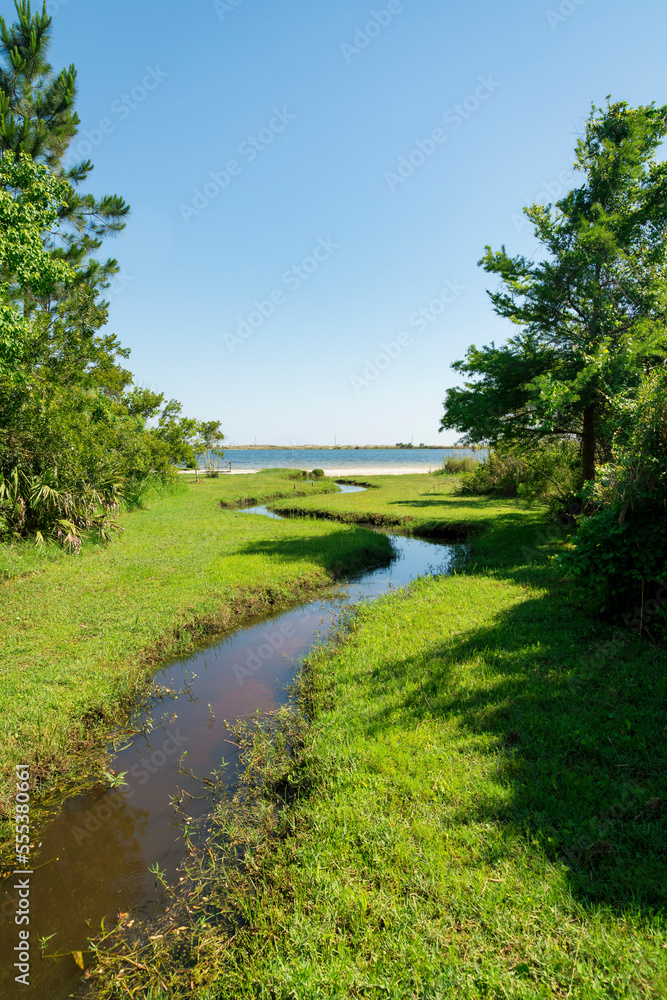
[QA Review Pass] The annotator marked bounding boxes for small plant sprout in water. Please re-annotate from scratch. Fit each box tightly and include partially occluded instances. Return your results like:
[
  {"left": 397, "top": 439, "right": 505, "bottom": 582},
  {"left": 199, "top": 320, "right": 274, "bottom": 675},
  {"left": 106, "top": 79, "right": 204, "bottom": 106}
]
[
  {"left": 148, "top": 861, "right": 168, "bottom": 890},
  {"left": 102, "top": 769, "right": 128, "bottom": 788},
  {"left": 38, "top": 932, "right": 56, "bottom": 954}
]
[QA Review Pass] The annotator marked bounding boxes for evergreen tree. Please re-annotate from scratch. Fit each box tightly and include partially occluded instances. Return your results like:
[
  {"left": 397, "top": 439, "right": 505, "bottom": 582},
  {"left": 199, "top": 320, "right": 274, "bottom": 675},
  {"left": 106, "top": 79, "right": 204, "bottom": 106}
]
[
  {"left": 0, "top": 0, "right": 133, "bottom": 489},
  {"left": 0, "top": 150, "right": 71, "bottom": 376},
  {"left": 0, "top": 1, "right": 129, "bottom": 314},
  {"left": 441, "top": 101, "right": 667, "bottom": 481}
]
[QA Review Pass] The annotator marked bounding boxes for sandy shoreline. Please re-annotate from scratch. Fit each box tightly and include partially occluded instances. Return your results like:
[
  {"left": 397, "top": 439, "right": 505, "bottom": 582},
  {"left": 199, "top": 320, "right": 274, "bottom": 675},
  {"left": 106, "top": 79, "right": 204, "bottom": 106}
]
[{"left": 179, "top": 466, "right": 439, "bottom": 476}]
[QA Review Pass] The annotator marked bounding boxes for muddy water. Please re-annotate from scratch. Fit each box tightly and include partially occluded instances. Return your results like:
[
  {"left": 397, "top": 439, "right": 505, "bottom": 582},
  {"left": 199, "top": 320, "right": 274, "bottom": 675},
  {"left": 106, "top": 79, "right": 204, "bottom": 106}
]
[{"left": 0, "top": 486, "right": 456, "bottom": 999}]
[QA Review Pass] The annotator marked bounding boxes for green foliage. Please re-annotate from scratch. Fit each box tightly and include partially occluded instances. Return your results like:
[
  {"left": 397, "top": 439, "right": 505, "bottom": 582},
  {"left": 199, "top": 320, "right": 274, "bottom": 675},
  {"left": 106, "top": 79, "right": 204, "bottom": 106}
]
[
  {"left": 441, "top": 101, "right": 667, "bottom": 480},
  {"left": 0, "top": 0, "right": 129, "bottom": 266},
  {"left": 183, "top": 418, "right": 227, "bottom": 477},
  {"left": 152, "top": 399, "right": 200, "bottom": 468},
  {"left": 286, "top": 468, "right": 328, "bottom": 482},
  {"left": 0, "top": 1, "right": 78, "bottom": 165},
  {"left": 456, "top": 450, "right": 519, "bottom": 496},
  {"left": 195, "top": 419, "right": 225, "bottom": 475},
  {"left": 0, "top": 4, "right": 136, "bottom": 544},
  {"left": 457, "top": 441, "right": 582, "bottom": 510},
  {"left": 0, "top": 464, "right": 124, "bottom": 550},
  {"left": 439, "top": 455, "right": 478, "bottom": 474},
  {"left": 562, "top": 368, "right": 667, "bottom": 635},
  {"left": 0, "top": 4, "right": 222, "bottom": 545},
  {"left": 0, "top": 151, "right": 72, "bottom": 375},
  {"left": 121, "top": 471, "right": 185, "bottom": 511}
]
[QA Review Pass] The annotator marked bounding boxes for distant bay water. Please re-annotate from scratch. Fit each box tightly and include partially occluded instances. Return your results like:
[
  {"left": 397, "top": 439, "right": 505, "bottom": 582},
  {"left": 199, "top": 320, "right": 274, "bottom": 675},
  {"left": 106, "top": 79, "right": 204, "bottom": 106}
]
[{"left": 216, "top": 448, "right": 485, "bottom": 475}]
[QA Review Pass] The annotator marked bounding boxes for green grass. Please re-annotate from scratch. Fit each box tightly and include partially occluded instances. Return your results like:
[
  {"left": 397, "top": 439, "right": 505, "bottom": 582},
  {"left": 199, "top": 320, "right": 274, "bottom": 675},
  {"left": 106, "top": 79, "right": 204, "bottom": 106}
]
[
  {"left": 190, "top": 466, "right": 340, "bottom": 508},
  {"left": 269, "top": 472, "right": 524, "bottom": 536},
  {"left": 0, "top": 469, "right": 392, "bottom": 845},
  {"left": 178, "top": 481, "right": 665, "bottom": 999},
  {"left": 12, "top": 472, "right": 664, "bottom": 998}
]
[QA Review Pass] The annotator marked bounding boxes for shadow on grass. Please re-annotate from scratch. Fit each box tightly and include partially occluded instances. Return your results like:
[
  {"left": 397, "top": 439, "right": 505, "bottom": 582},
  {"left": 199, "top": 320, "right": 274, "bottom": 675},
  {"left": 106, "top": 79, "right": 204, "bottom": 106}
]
[
  {"left": 387, "top": 497, "right": 527, "bottom": 511},
  {"left": 236, "top": 527, "right": 395, "bottom": 579},
  {"left": 365, "top": 520, "right": 667, "bottom": 915},
  {"left": 370, "top": 594, "right": 665, "bottom": 912},
  {"left": 242, "top": 512, "right": 666, "bottom": 913}
]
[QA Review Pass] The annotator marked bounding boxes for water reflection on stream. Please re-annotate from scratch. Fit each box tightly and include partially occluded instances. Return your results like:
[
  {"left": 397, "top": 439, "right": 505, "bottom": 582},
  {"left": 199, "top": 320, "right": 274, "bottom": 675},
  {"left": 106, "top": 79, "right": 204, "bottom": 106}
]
[{"left": 0, "top": 485, "right": 456, "bottom": 999}]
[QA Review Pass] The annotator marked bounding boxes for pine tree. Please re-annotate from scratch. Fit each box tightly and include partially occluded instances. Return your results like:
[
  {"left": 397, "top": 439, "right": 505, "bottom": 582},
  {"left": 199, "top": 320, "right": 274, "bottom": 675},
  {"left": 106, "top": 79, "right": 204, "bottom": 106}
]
[
  {"left": 0, "top": 0, "right": 130, "bottom": 312},
  {"left": 0, "top": 2, "right": 134, "bottom": 539},
  {"left": 441, "top": 101, "right": 667, "bottom": 481}
]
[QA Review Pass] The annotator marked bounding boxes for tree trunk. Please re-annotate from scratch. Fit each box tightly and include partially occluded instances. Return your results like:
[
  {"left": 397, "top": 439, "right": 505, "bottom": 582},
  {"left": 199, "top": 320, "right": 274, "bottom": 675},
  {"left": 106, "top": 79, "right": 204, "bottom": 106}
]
[{"left": 582, "top": 404, "right": 596, "bottom": 482}]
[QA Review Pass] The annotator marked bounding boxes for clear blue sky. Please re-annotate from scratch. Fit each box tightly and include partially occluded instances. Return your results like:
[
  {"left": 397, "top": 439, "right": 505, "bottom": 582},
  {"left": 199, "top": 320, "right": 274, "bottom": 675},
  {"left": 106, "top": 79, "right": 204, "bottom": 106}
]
[{"left": 17, "top": 0, "right": 667, "bottom": 445}]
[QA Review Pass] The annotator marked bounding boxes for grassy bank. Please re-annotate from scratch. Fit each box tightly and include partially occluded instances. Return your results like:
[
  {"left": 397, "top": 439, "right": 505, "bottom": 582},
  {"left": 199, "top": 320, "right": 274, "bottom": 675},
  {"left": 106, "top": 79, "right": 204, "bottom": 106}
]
[
  {"left": 214, "top": 490, "right": 666, "bottom": 997},
  {"left": 270, "top": 472, "right": 523, "bottom": 537},
  {"left": 191, "top": 467, "right": 339, "bottom": 509},
  {"left": 0, "top": 470, "right": 393, "bottom": 848},
  {"left": 98, "top": 477, "right": 666, "bottom": 998}
]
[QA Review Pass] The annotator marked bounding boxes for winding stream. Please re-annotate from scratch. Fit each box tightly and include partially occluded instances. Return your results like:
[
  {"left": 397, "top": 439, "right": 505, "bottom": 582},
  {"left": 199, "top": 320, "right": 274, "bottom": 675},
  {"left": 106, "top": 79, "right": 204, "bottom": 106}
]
[{"left": 0, "top": 485, "right": 457, "bottom": 999}]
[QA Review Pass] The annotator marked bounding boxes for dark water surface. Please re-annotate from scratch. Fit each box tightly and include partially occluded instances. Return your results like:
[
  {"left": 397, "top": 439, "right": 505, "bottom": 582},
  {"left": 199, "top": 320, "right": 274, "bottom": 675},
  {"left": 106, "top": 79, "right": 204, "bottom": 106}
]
[{"left": 0, "top": 486, "right": 456, "bottom": 999}]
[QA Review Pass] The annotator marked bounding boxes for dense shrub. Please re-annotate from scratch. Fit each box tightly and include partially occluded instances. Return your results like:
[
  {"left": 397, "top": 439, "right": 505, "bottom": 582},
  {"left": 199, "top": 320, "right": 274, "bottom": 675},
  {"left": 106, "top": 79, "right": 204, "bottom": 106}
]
[
  {"left": 561, "top": 369, "right": 667, "bottom": 637},
  {"left": 0, "top": 467, "right": 125, "bottom": 551},
  {"left": 0, "top": 466, "right": 185, "bottom": 550},
  {"left": 0, "top": 377, "right": 200, "bottom": 545},
  {"left": 456, "top": 441, "right": 582, "bottom": 510},
  {"left": 440, "top": 456, "right": 479, "bottom": 475}
]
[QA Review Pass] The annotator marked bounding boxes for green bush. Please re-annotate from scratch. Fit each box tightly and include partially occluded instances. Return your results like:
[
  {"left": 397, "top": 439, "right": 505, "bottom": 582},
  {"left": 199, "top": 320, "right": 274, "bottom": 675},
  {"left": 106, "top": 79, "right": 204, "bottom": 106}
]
[
  {"left": 0, "top": 466, "right": 126, "bottom": 551},
  {"left": 456, "top": 449, "right": 523, "bottom": 496},
  {"left": 456, "top": 441, "right": 581, "bottom": 510},
  {"left": 310, "top": 469, "right": 325, "bottom": 478},
  {"left": 561, "top": 369, "right": 667, "bottom": 637},
  {"left": 440, "top": 456, "right": 478, "bottom": 475}
]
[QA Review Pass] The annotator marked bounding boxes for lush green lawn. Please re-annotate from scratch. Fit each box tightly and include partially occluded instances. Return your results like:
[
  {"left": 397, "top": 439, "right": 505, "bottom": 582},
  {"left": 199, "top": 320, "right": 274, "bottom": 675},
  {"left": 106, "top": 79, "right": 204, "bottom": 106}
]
[
  {"left": 0, "top": 470, "right": 392, "bottom": 841},
  {"left": 186, "top": 480, "right": 666, "bottom": 999},
  {"left": 12, "top": 472, "right": 664, "bottom": 998}
]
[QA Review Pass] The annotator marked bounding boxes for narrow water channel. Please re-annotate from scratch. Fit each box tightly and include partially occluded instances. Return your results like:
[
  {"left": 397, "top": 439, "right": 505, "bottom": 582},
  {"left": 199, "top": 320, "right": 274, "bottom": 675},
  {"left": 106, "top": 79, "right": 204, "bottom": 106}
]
[{"left": 0, "top": 486, "right": 456, "bottom": 999}]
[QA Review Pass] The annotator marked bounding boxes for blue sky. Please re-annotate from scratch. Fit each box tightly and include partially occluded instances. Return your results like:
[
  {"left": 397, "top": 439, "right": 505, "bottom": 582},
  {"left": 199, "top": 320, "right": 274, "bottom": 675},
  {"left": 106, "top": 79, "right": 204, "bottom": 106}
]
[{"left": 18, "top": 0, "right": 667, "bottom": 445}]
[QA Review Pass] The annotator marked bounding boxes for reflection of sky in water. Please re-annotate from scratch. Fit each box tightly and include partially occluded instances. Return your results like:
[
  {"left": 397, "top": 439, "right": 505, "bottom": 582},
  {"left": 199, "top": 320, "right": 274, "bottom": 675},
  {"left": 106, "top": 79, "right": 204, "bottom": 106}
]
[
  {"left": 244, "top": 504, "right": 282, "bottom": 519},
  {"left": 0, "top": 488, "right": 457, "bottom": 999}
]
